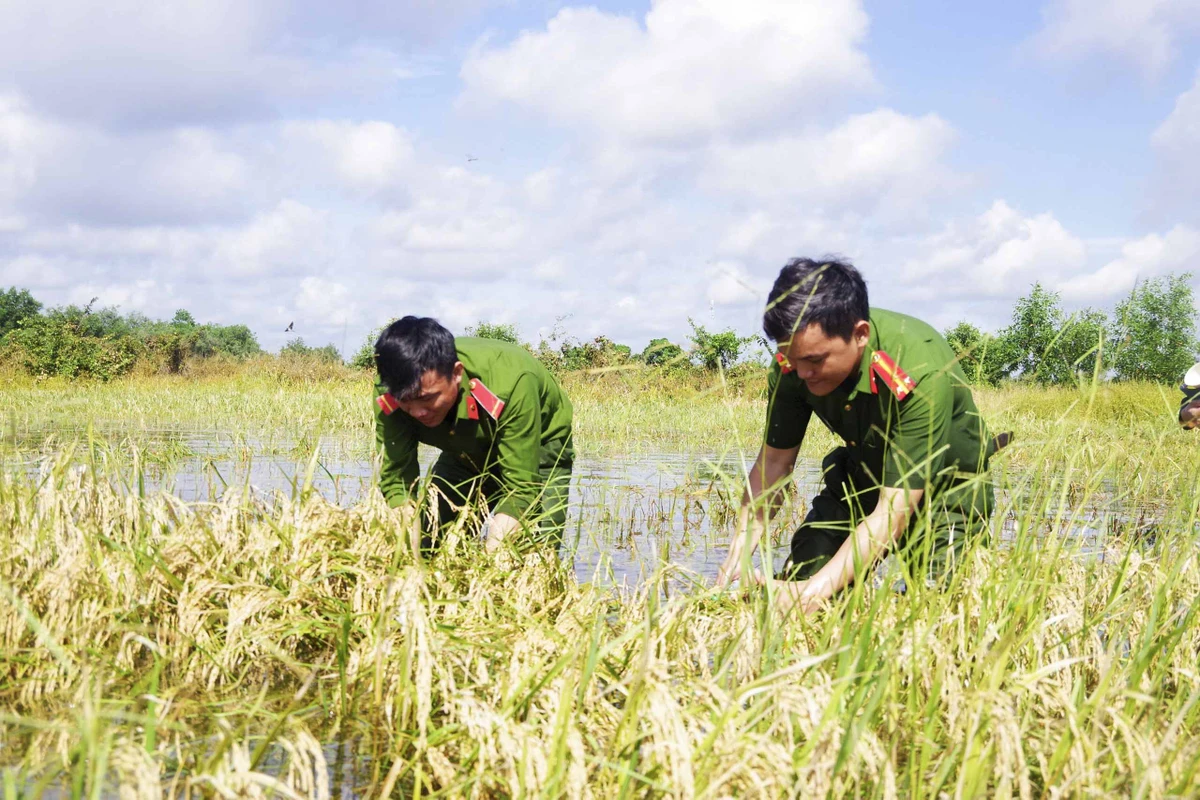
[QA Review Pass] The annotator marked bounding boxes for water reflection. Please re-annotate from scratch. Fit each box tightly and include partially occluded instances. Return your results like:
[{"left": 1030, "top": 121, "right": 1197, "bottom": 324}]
[{"left": 2, "top": 426, "right": 1159, "bottom": 588}]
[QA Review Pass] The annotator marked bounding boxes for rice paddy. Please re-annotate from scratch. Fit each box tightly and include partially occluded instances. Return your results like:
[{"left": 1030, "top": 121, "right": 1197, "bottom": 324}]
[{"left": 3, "top": 369, "right": 1200, "bottom": 797}]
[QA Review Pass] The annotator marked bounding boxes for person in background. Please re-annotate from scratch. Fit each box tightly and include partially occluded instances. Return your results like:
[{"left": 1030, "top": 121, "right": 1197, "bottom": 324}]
[
  {"left": 715, "top": 258, "right": 1002, "bottom": 614},
  {"left": 1179, "top": 363, "right": 1200, "bottom": 429},
  {"left": 373, "top": 317, "right": 574, "bottom": 555}
]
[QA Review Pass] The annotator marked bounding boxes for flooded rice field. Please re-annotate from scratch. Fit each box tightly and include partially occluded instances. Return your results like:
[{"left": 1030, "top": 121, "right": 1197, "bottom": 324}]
[{"left": 0, "top": 422, "right": 1152, "bottom": 587}]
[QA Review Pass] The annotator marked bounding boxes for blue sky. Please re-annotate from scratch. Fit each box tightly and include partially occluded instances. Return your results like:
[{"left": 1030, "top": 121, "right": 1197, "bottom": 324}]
[{"left": 1, "top": 0, "right": 1199, "bottom": 355}]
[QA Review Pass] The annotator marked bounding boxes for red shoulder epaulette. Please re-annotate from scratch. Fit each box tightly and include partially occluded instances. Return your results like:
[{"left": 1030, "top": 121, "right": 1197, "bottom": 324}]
[
  {"left": 469, "top": 378, "right": 505, "bottom": 420},
  {"left": 376, "top": 392, "right": 400, "bottom": 415},
  {"left": 775, "top": 352, "right": 794, "bottom": 374},
  {"left": 869, "top": 350, "right": 916, "bottom": 401}
]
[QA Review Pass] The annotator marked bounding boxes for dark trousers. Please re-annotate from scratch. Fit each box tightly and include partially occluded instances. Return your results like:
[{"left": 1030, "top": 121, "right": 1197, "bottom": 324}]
[
  {"left": 783, "top": 447, "right": 994, "bottom": 583},
  {"left": 420, "top": 454, "right": 573, "bottom": 554}
]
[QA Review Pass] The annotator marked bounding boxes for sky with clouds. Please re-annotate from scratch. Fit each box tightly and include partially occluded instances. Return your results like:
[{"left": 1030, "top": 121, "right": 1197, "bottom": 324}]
[{"left": 2, "top": 0, "right": 1200, "bottom": 355}]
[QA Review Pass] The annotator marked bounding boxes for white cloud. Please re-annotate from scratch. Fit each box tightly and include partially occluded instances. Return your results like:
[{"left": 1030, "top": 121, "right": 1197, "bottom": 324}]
[
  {"left": 66, "top": 279, "right": 163, "bottom": 313},
  {"left": 1031, "top": 0, "right": 1200, "bottom": 75},
  {"left": 1150, "top": 69, "right": 1200, "bottom": 216},
  {"left": 902, "top": 200, "right": 1087, "bottom": 297},
  {"left": 295, "top": 276, "right": 355, "bottom": 327},
  {"left": 461, "top": 0, "right": 873, "bottom": 143},
  {"left": 706, "top": 262, "right": 761, "bottom": 307},
  {"left": 0, "top": 0, "right": 494, "bottom": 130},
  {"left": 1059, "top": 225, "right": 1200, "bottom": 301},
  {"left": 213, "top": 200, "right": 333, "bottom": 278},
  {"left": 700, "top": 109, "right": 959, "bottom": 214},
  {"left": 283, "top": 120, "right": 415, "bottom": 195}
]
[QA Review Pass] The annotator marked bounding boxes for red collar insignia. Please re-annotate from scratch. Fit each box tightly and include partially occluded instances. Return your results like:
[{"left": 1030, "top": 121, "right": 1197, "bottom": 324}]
[
  {"left": 868, "top": 350, "right": 916, "bottom": 401},
  {"left": 469, "top": 378, "right": 505, "bottom": 420},
  {"left": 376, "top": 392, "right": 400, "bottom": 415}
]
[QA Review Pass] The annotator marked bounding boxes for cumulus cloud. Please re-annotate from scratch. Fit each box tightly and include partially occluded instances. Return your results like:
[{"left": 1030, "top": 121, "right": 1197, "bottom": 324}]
[
  {"left": 295, "top": 276, "right": 355, "bottom": 327},
  {"left": 0, "top": 0, "right": 498, "bottom": 130},
  {"left": 1031, "top": 0, "right": 1200, "bottom": 75},
  {"left": 700, "top": 109, "right": 959, "bottom": 215},
  {"left": 902, "top": 200, "right": 1087, "bottom": 298},
  {"left": 461, "top": 0, "right": 873, "bottom": 143},
  {"left": 1150, "top": 69, "right": 1200, "bottom": 215},
  {"left": 1059, "top": 225, "right": 1200, "bottom": 301}
]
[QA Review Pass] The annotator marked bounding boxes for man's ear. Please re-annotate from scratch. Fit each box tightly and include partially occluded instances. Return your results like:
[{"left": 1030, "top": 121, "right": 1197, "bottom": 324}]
[
  {"left": 452, "top": 361, "right": 465, "bottom": 384},
  {"left": 853, "top": 320, "right": 871, "bottom": 347}
]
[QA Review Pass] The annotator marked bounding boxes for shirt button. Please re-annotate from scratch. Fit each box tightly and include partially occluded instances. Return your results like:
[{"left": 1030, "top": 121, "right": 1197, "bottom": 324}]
[
  {"left": 849, "top": 440, "right": 857, "bottom": 447},
  {"left": 843, "top": 404, "right": 851, "bottom": 411}
]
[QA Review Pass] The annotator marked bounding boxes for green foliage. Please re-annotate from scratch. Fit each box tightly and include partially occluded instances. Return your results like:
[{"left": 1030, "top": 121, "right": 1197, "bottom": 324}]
[
  {"left": 6, "top": 308, "right": 141, "bottom": 380},
  {"left": 687, "top": 318, "right": 755, "bottom": 371},
  {"left": 0, "top": 287, "right": 42, "bottom": 338},
  {"left": 640, "top": 337, "right": 686, "bottom": 367},
  {"left": 464, "top": 321, "right": 522, "bottom": 345},
  {"left": 943, "top": 322, "right": 1015, "bottom": 386},
  {"left": 1110, "top": 274, "right": 1199, "bottom": 382},
  {"left": 998, "top": 283, "right": 1109, "bottom": 385},
  {"left": 171, "top": 309, "right": 197, "bottom": 327},
  {"left": 280, "top": 337, "right": 343, "bottom": 363}
]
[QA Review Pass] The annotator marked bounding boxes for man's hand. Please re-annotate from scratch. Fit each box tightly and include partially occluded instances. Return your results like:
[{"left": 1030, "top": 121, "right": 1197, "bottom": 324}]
[
  {"left": 713, "top": 443, "right": 799, "bottom": 590},
  {"left": 485, "top": 512, "right": 521, "bottom": 553},
  {"left": 1182, "top": 400, "right": 1200, "bottom": 429},
  {"left": 752, "top": 570, "right": 825, "bottom": 616},
  {"left": 715, "top": 541, "right": 745, "bottom": 588}
]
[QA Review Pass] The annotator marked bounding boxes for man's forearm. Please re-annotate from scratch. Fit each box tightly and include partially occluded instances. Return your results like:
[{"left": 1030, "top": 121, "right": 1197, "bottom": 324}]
[{"left": 802, "top": 512, "right": 896, "bottom": 601}]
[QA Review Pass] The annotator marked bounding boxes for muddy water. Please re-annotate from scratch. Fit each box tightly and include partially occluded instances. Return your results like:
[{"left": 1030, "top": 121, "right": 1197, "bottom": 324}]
[{"left": 2, "top": 425, "right": 1139, "bottom": 586}]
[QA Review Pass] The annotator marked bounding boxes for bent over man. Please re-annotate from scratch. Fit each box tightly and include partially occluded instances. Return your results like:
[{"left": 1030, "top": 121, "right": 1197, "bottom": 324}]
[
  {"left": 373, "top": 317, "right": 574, "bottom": 553},
  {"left": 715, "top": 258, "right": 999, "bottom": 613}
]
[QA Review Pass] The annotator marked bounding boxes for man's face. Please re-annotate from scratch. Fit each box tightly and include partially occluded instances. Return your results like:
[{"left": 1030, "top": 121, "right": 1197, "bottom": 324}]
[
  {"left": 397, "top": 363, "right": 464, "bottom": 427},
  {"left": 779, "top": 320, "right": 870, "bottom": 397}
]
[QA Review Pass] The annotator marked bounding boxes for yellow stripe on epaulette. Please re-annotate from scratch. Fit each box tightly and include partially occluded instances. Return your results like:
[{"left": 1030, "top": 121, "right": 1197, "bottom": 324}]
[
  {"left": 469, "top": 378, "right": 505, "bottom": 420},
  {"left": 869, "top": 350, "right": 916, "bottom": 401}
]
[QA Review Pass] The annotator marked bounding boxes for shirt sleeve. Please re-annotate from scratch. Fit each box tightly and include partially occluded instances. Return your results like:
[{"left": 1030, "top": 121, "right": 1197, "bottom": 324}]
[
  {"left": 881, "top": 369, "right": 952, "bottom": 490},
  {"left": 764, "top": 359, "right": 812, "bottom": 449},
  {"left": 492, "top": 372, "right": 544, "bottom": 520},
  {"left": 374, "top": 387, "right": 420, "bottom": 508}
]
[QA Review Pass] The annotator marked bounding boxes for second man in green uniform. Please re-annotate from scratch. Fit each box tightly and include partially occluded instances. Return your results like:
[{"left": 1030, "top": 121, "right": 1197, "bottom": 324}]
[
  {"left": 715, "top": 258, "right": 999, "bottom": 613},
  {"left": 373, "top": 317, "right": 574, "bottom": 554}
]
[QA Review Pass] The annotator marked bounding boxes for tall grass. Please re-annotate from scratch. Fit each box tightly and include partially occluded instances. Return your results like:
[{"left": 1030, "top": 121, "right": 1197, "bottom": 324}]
[{"left": 3, "top": 414, "right": 1200, "bottom": 796}]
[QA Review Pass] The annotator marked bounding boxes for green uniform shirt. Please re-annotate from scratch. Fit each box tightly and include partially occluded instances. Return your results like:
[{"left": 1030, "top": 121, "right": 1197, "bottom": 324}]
[
  {"left": 375, "top": 337, "right": 574, "bottom": 518},
  {"left": 766, "top": 308, "right": 992, "bottom": 499}
]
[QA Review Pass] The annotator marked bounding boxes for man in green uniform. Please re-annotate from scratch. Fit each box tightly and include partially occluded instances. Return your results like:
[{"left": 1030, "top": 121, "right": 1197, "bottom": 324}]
[
  {"left": 715, "top": 258, "right": 997, "bottom": 614},
  {"left": 373, "top": 316, "right": 574, "bottom": 554}
]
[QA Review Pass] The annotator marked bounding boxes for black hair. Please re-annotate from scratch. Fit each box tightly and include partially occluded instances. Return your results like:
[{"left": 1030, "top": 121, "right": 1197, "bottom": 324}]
[
  {"left": 374, "top": 316, "right": 457, "bottom": 398},
  {"left": 762, "top": 257, "right": 869, "bottom": 342}
]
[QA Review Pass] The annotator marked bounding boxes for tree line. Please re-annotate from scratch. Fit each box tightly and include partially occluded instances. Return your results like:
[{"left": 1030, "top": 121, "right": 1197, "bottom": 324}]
[
  {"left": 4, "top": 273, "right": 1198, "bottom": 383},
  {"left": 944, "top": 274, "right": 1198, "bottom": 385},
  {"left": 0, "top": 288, "right": 261, "bottom": 380}
]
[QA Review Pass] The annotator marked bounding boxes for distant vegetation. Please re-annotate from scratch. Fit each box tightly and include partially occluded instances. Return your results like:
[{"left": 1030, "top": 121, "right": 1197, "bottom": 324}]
[
  {"left": 4, "top": 272, "right": 1199, "bottom": 384},
  {"left": 944, "top": 275, "right": 1198, "bottom": 385}
]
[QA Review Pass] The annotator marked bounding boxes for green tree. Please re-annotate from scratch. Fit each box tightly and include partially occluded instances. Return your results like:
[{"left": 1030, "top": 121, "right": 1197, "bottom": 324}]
[
  {"left": 640, "top": 337, "right": 685, "bottom": 366},
  {"left": 464, "top": 321, "right": 521, "bottom": 345},
  {"left": 0, "top": 287, "right": 42, "bottom": 338},
  {"left": 171, "top": 309, "right": 196, "bottom": 327},
  {"left": 1003, "top": 283, "right": 1063, "bottom": 383},
  {"left": 280, "top": 337, "right": 342, "bottom": 363},
  {"left": 687, "top": 319, "right": 754, "bottom": 371},
  {"left": 943, "top": 322, "right": 1015, "bottom": 386},
  {"left": 1110, "top": 274, "right": 1199, "bottom": 382}
]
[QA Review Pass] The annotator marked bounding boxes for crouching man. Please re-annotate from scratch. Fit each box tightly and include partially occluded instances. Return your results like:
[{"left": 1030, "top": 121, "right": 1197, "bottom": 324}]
[
  {"left": 715, "top": 258, "right": 1000, "bottom": 614},
  {"left": 373, "top": 317, "right": 574, "bottom": 554}
]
